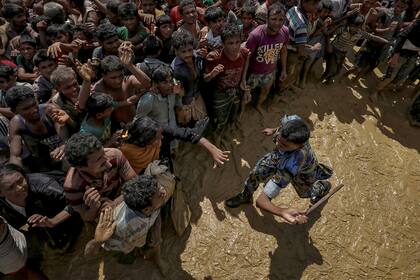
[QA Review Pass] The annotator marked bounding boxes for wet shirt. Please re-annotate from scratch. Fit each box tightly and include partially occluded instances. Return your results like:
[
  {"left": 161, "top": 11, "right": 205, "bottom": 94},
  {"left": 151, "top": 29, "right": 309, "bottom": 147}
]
[
  {"left": 16, "top": 54, "right": 34, "bottom": 73},
  {"left": 246, "top": 25, "right": 289, "bottom": 75},
  {"left": 80, "top": 116, "right": 112, "bottom": 144},
  {"left": 286, "top": 6, "right": 309, "bottom": 49},
  {"left": 103, "top": 202, "right": 159, "bottom": 253},
  {"left": 33, "top": 75, "right": 54, "bottom": 104},
  {"left": 205, "top": 47, "right": 249, "bottom": 90},
  {"left": 63, "top": 148, "right": 136, "bottom": 209}
]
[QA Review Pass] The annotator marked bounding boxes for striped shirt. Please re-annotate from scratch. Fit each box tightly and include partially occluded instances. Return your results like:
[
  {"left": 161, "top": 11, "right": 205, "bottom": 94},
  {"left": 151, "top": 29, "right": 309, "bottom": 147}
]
[
  {"left": 286, "top": 6, "right": 309, "bottom": 49},
  {"left": 63, "top": 148, "right": 136, "bottom": 209},
  {"left": 331, "top": 27, "right": 371, "bottom": 53}
]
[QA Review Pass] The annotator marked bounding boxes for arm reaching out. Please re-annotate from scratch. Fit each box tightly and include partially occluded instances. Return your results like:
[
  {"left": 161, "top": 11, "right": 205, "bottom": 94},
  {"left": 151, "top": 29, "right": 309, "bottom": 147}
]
[{"left": 198, "top": 137, "right": 230, "bottom": 168}]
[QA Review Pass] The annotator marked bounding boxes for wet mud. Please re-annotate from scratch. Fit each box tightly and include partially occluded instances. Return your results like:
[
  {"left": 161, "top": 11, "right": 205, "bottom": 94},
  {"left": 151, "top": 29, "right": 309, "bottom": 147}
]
[{"left": 42, "top": 79, "right": 420, "bottom": 279}]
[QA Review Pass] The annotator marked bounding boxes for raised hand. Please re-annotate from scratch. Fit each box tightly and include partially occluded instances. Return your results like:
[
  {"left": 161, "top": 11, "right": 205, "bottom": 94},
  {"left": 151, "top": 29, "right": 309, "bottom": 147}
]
[
  {"left": 212, "top": 64, "right": 224, "bottom": 77},
  {"left": 94, "top": 207, "right": 116, "bottom": 243},
  {"left": 50, "top": 145, "right": 65, "bottom": 161},
  {"left": 76, "top": 59, "right": 95, "bottom": 82},
  {"left": 47, "top": 42, "right": 62, "bottom": 58},
  {"left": 84, "top": 187, "right": 101, "bottom": 209},
  {"left": 28, "top": 214, "right": 54, "bottom": 228},
  {"left": 118, "top": 41, "right": 134, "bottom": 66}
]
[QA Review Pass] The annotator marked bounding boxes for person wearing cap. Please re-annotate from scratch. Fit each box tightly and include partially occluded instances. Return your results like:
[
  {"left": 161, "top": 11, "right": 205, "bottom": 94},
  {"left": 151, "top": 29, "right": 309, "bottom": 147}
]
[{"left": 225, "top": 114, "right": 333, "bottom": 225}]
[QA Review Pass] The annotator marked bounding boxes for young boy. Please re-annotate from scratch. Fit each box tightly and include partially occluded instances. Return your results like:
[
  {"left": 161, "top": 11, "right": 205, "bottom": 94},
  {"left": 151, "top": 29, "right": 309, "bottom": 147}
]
[
  {"left": 225, "top": 115, "right": 333, "bottom": 225},
  {"left": 118, "top": 2, "right": 149, "bottom": 58},
  {"left": 204, "top": 24, "right": 250, "bottom": 137},
  {"left": 84, "top": 175, "right": 168, "bottom": 274},
  {"left": 322, "top": 14, "right": 389, "bottom": 84},
  {"left": 63, "top": 132, "right": 136, "bottom": 221},
  {"left": 239, "top": 4, "right": 258, "bottom": 41},
  {"left": 32, "top": 49, "right": 57, "bottom": 104},
  {"left": 171, "top": 30, "right": 208, "bottom": 126},
  {"left": 92, "top": 23, "right": 122, "bottom": 61},
  {"left": 137, "top": 34, "right": 167, "bottom": 78},
  {"left": 6, "top": 86, "right": 67, "bottom": 172},
  {"left": 201, "top": 7, "right": 225, "bottom": 50},
  {"left": 93, "top": 51, "right": 150, "bottom": 127},
  {"left": 246, "top": 3, "right": 288, "bottom": 112},
  {"left": 155, "top": 15, "right": 176, "bottom": 64},
  {"left": 16, "top": 34, "right": 38, "bottom": 83}
]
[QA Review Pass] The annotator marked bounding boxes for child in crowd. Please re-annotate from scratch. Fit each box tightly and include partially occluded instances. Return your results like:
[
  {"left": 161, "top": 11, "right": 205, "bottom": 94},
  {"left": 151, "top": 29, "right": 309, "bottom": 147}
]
[
  {"left": 32, "top": 50, "right": 57, "bottom": 104},
  {"left": 171, "top": 30, "right": 208, "bottom": 126},
  {"left": 156, "top": 15, "right": 176, "bottom": 64},
  {"left": 138, "top": 0, "right": 166, "bottom": 30},
  {"left": 137, "top": 35, "right": 168, "bottom": 78},
  {"left": 63, "top": 132, "right": 136, "bottom": 221},
  {"left": 201, "top": 6, "right": 225, "bottom": 50},
  {"left": 204, "top": 24, "right": 250, "bottom": 139},
  {"left": 246, "top": 3, "right": 288, "bottom": 112},
  {"left": 92, "top": 23, "right": 122, "bottom": 61},
  {"left": 16, "top": 34, "right": 38, "bottom": 83},
  {"left": 239, "top": 4, "right": 258, "bottom": 41}
]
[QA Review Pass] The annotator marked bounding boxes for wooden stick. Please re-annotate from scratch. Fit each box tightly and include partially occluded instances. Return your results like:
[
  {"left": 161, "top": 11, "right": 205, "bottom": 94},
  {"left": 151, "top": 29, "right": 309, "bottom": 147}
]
[{"left": 305, "top": 184, "right": 344, "bottom": 215}]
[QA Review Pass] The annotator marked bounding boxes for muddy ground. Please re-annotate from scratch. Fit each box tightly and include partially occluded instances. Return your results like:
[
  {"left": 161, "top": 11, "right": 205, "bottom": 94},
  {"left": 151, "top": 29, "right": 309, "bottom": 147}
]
[{"left": 42, "top": 75, "right": 420, "bottom": 279}]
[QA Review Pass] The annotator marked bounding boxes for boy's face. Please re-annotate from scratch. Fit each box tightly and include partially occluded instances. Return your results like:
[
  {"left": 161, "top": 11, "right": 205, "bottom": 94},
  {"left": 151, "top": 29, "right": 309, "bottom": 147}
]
[
  {"left": 143, "top": 186, "right": 167, "bottom": 215},
  {"left": 80, "top": 148, "right": 110, "bottom": 175},
  {"left": 363, "top": 0, "right": 376, "bottom": 10},
  {"left": 175, "top": 44, "right": 194, "bottom": 64},
  {"left": 11, "top": 13, "right": 26, "bottom": 29},
  {"left": 240, "top": 13, "right": 254, "bottom": 28},
  {"left": 58, "top": 77, "right": 80, "bottom": 100},
  {"left": 158, "top": 23, "right": 173, "bottom": 39},
  {"left": 223, "top": 35, "right": 241, "bottom": 57},
  {"left": 267, "top": 12, "right": 285, "bottom": 34},
  {"left": 142, "top": 0, "right": 156, "bottom": 14},
  {"left": 38, "top": 60, "right": 57, "bottom": 80},
  {"left": 54, "top": 32, "right": 70, "bottom": 44},
  {"left": 0, "top": 172, "right": 28, "bottom": 205},
  {"left": 103, "top": 70, "right": 124, "bottom": 89},
  {"left": 120, "top": 16, "right": 139, "bottom": 32},
  {"left": 208, "top": 18, "right": 225, "bottom": 36},
  {"left": 156, "top": 76, "right": 174, "bottom": 96},
  {"left": 0, "top": 75, "right": 16, "bottom": 91},
  {"left": 181, "top": 4, "right": 198, "bottom": 24},
  {"left": 102, "top": 36, "right": 121, "bottom": 55},
  {"left": 394, "top": 1, "right": 408, "bottom": 15},
  {"left": 275, "top": 137, "right": 302, "bottom": 152},
  {"left": 19, "top": 43, "right": 36, "bottom": 60},
  {"left": 15, "top": 98, "right": 40, "bottom": 122}
]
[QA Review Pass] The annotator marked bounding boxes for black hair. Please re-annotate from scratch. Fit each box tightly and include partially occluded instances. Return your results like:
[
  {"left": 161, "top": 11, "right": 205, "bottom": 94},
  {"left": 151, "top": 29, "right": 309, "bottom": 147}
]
[
  {"left": 171, "top": 29, "right": 194, "bottom": 50},
  {"left": 43, "top": 2, "right": 66, "bottom": 24},
  {"left": 95, "top": 23, "right": 118, "bottom": 42},
  {"left": 143, "top": 34, "right": 163, "bottom": 56},
  {"left": 33, "top": 49, "right": 54, "bottom": 67},
  {"left": 221, "top": 23, "right": 241, "bottom": 42},
  {"left": 156, "top": 14, "right": 172, "bottom": 27},
  {"left": 152, "top": 64, "right": 173, "bottom": 83},
  {"left": 107, "top": 0, "right": 122, "bottom": 15},
  {"left": 0, "top": 164, "right": 27, "bottom": 187},
  {"left": 100, "top": 55, "right": 124, "bottom": 75},
  {"left": 118, "top": 2, "right": 138, "bottom": 18},
  {"left": 267, "top": 3, "right": 287, "bottom": 18},
  {"left": 65, "top": 132, "right": 103, "bottom": 167},
  {"left": 5, "top": 85, "right": 35, "bottom": 111},
  {"left": 86, "top": 92, "right": 114, "bottom": 117},
  {"left": 122, "top": 175, "right": 158, "bottom": 211},
  {"left": 204, "top": 6, "right": 224, "bottom": 23},
  {"left": 19, "top": 33, "right": 37, "bottom": 49},
  {"left": 46, "top": 23, "right": 74, "bottom": 41},
  {"left": 126, "top": 116, "right": 160, "bottom": 147},
  {"left": 179, "top": 0, "right": 196, "bottom": 15},
  {"left": 280, "top": 119, "right": 310, "bottom": 144},
  {"left": 73, "top": 24, "right": 94, "bottom": 40},
  {"left": 0, "top": 64, "right": 16, "bottom": 82},
  {"left": 1, "top": 4, "right": 23, "bottom": 20},
  {"left": 320, "top": 0, "right": 333, "bottom": 11},
  {"left": 241, "top": 4, "right": 256, "bottom": 17},
  {"left": 347, "top": 13, "right": 364, "bottom": 26},
  {"left": 69, "top": 0, "right": 85, "bottom": 10}
]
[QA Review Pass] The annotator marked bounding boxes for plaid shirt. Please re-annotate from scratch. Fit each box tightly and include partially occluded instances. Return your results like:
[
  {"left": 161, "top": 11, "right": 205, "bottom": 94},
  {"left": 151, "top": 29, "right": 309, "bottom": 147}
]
[{"left": 286, "top": 6, "right": 309, "bottom": 49}]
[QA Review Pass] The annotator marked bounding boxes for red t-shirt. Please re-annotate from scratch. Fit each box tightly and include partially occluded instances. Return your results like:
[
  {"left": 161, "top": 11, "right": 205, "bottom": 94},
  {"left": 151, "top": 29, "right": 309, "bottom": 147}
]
[{"left": 205, "top": 47, "right": 249, "bottom": 90}]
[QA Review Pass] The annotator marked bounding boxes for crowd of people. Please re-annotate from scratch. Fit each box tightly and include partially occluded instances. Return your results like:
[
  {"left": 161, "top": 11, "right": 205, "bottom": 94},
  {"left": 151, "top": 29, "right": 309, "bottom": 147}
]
[{"left": 0, "top": 0, "right": 419, "bottom": 278}]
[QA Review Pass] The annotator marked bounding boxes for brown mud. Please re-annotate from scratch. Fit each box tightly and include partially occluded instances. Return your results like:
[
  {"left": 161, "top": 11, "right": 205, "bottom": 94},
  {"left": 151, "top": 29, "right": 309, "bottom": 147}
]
[{"left": 41, "top": 76, "right": 420, "bottom": 279}]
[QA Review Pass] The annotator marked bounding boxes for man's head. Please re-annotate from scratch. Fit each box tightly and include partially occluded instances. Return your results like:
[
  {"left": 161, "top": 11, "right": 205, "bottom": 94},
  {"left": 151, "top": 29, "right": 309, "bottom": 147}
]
[
  {"left": 1, "top": 4, "right": 26, "bottom": 30},
  {"left": 19, "top": 35, "right": 37, "bottom": 61},
  {"left": 0, "top": 64, "right": 17, "bottom": 91},
  {"left": 267, "top": 3, "right": 286, "bottom": 34},
  {"left": 65, "top": 132, "right": 109, "bottom": 174},
  {"left": 46, "top": 23, "right": 73, "bottom": 43},
  {"left": 0, "top": 164, "right": 28, "bottom": 206},
  {"left": 101, "top": 55, "right": 124, "bottom": 89},
  {"left": 362, "top": 0, "right": 377, "bottom": 10},
  {"left": 106, "top": 0, "right": 122, "bottom": 25},
  {"left": 33, "top": 49, "right": 57, "bottom": 80},
  {"left": 240, "top": 4, "right": 256, "bottom": 28},
  {"left": 151, "top": 64, "right": 174, "bottom": 96},
  {"left": 50, "top": 66, "right": 79, "bottom": 100},
  {"left": 86, "top": 92, "right": 114, "bottom": 120},
  {"left": 122, "top": 175, "right": 167, "bottom": 216},
  {"left": 275, "top": 118, "right": 310, "bottom": 152},
  {"left": 5, "top": 86, "right": 39, "bottom": 121},
  {"left": 221, "top": 24, "right": 242, "bottom": 56},
  {"left": 118, "top": 2, "right": 139, "bottom": 32},
  {"left": 43, "top": 1, "right": 66, "bottom": 25},
  {"left": 179, "top": 0, "right": 198, "bottom": 24},
  {"left": 347, "top": 13, "right": 364, "bottom": 34},
  {"left": 143, "top": 34, "right": 163, "bottom": 57},
  {"left": 172, "top": 30, "right": 194, "bottom": 64},
  {"left": 301, "top": 0, "right": 321, "bottom": 15},
  {"left": 393, "top": 0, "right": 409, "bottom": 16},
  {"left": 319, "top": 0, "right": 333, "bottom": 19},
  {"left": 156, "top": 15, "right": 174, "bottom": 39},
  {"left": 96, "top": 23, "right": 121, "bottom": 55},
  {"left": 127, "top": 116, "right": 162, "bottom": 147},
  {"left": 141, "top": 0, "right": 158, "bottom": 14},
  {"left": 204, "top": 7, "right": 225, "bottom": 36}
]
